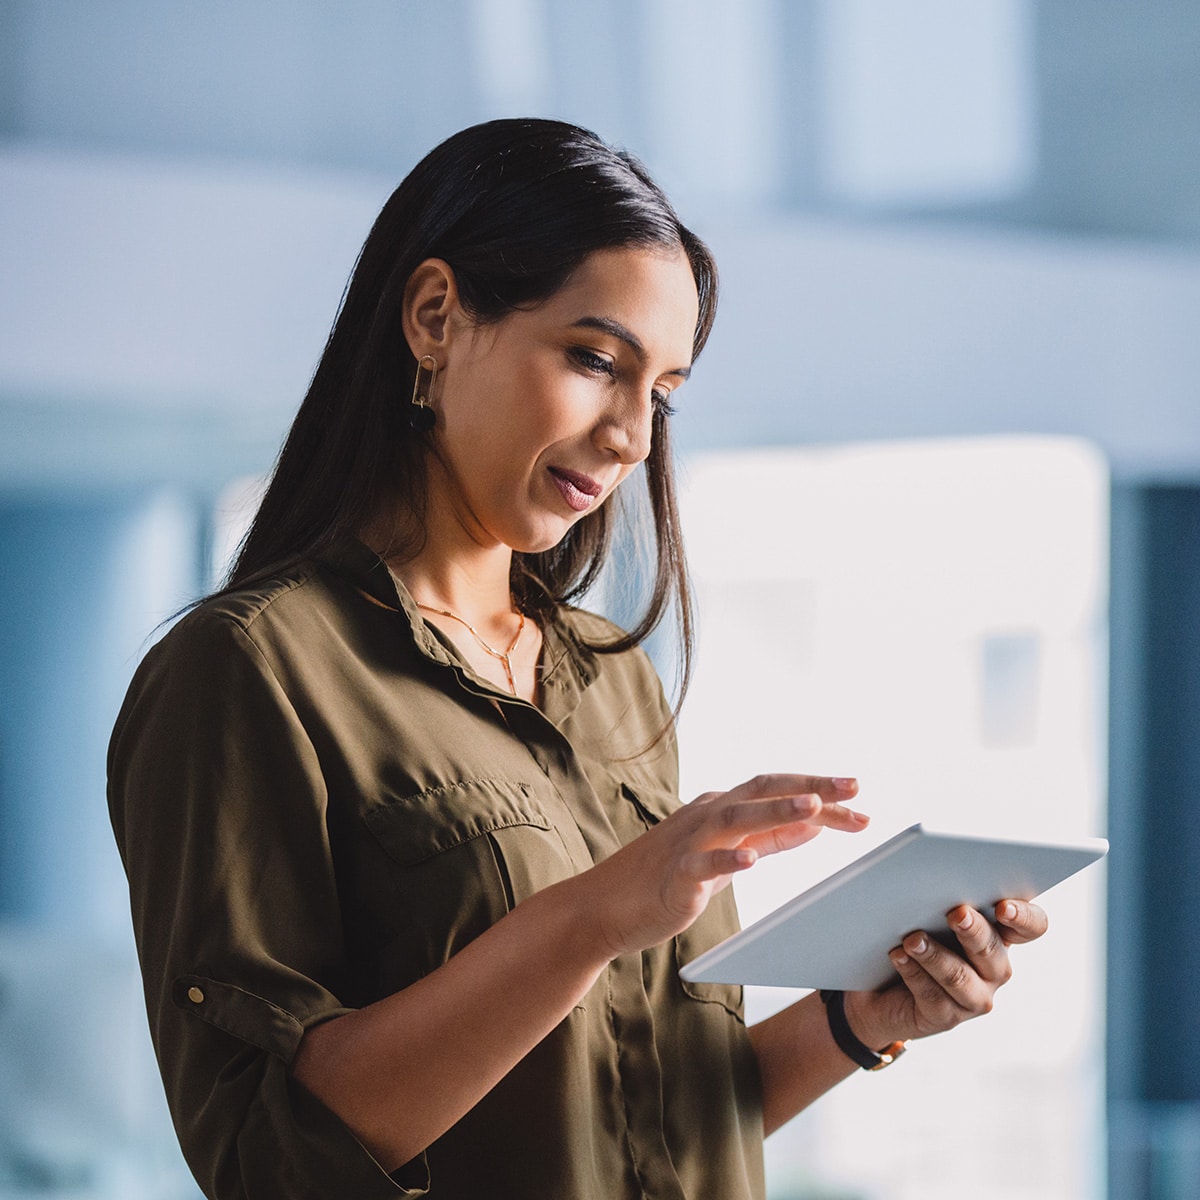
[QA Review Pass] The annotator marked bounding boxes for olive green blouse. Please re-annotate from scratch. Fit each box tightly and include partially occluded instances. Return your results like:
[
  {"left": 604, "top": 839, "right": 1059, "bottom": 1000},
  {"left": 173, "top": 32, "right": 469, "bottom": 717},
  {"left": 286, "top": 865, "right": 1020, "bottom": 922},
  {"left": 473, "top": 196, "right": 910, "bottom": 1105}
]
[{"left": 108, "top": 540, "right": 765, "bottom": 1200}]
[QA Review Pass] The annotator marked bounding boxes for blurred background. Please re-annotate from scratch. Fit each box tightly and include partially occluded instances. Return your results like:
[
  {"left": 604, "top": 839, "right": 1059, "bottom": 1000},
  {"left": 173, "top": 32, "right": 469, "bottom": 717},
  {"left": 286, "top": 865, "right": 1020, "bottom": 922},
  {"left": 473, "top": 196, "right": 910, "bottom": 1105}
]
[{"left": 1, "top": 2, "right": 1198, "bottom": 1197}]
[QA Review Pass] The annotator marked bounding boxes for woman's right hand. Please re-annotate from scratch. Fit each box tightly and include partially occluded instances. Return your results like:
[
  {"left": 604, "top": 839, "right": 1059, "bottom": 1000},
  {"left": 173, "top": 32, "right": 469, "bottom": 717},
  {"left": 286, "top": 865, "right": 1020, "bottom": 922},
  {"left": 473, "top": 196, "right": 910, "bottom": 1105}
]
[{"left": 575, "top": 774, "right": 868, "bottom": 959}]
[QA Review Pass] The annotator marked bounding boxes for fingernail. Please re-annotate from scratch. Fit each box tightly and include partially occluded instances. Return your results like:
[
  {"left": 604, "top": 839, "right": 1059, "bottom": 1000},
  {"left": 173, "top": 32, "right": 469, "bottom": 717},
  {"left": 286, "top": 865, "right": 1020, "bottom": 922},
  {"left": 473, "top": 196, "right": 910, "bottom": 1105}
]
[
  {"left": 1000, "top": 902, "right": 1017, "bottom": 921},
  {"left": 909, "top": 935, "right": 928, "bottom": 955},
  {"left": 891, "top": 951, "right": 909, "bottom": 967},
  {"left": 955, "top": 910, "right": 973, "bottom": 930},
  {"left": 791, "top": 794, "right": 818, "bottom": 814},
  {"left": 832, "top": 778, "right": 856, "bottom": 790}
]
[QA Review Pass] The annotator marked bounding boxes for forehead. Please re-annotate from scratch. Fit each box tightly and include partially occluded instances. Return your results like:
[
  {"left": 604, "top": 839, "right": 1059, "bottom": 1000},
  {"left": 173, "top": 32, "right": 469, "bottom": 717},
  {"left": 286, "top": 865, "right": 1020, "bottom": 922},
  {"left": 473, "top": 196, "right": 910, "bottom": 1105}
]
[{"left": 537, "top": 245, "right": 700, "bottom": 366}]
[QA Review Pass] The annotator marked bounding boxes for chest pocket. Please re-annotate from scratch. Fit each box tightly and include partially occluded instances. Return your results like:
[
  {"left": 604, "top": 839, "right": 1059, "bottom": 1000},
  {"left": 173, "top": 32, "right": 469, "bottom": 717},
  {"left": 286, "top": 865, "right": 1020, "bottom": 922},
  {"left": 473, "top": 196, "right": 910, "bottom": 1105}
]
[
  {"left": 363, "top": 777, "right": 575, "bottom": 985},
  {"left": 618, "top": 783, "right": 744, "bottom": 1019}
]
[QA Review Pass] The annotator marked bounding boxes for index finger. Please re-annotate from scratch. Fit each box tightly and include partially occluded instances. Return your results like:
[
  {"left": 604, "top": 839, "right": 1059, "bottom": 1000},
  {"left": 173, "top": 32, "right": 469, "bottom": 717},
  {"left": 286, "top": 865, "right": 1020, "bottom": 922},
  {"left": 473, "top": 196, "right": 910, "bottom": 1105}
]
[
  {"left": 698, "top": 792, "right": 865, "bottom": 844},
  {"left": 722, "top": 773, "right": 860, "bottom": 805}
]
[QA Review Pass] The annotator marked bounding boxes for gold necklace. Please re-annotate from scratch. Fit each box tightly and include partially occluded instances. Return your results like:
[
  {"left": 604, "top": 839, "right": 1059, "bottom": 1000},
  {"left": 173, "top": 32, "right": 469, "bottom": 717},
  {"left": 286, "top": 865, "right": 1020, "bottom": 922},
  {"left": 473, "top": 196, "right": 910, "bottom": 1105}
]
[{"left": 416, "top": 603, "right": 526, "bottom": 695}]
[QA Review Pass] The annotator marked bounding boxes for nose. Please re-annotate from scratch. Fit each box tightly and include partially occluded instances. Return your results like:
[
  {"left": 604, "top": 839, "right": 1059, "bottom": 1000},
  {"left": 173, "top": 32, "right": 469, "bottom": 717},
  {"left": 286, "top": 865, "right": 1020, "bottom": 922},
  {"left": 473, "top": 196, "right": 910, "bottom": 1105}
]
[{"left": 596, "top": 386, "right": 654, "bottom": 465}]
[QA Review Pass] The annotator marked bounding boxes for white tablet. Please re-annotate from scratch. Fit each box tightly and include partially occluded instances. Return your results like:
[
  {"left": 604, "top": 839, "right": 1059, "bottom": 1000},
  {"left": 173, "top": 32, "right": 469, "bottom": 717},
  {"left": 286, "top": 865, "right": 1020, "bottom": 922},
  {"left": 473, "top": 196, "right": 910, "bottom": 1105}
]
[{"left": 679, "top": 823, "right": 1108, "bottom": 992}]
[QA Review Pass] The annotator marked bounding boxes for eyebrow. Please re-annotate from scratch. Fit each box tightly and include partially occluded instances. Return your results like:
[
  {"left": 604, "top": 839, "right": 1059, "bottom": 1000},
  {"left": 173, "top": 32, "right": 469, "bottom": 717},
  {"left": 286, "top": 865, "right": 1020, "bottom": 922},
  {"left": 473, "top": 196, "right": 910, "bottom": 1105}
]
[{"left": 572, "top": 316, "right": 692, "bottom": 379}]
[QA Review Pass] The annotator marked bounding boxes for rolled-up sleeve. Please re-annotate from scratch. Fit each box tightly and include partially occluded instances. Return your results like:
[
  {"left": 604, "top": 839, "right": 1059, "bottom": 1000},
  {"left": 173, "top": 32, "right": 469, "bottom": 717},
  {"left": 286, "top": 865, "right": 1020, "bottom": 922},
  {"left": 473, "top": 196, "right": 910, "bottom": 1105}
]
[{"left": 108, "top": 612, "right": 426, "bottom": 1199}]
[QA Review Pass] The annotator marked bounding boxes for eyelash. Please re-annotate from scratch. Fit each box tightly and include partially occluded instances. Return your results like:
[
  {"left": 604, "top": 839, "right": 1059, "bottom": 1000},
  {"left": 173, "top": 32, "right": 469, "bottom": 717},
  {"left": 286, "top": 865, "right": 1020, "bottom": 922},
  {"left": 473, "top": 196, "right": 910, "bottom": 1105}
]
[
  {"left": 568, "top": 347, "right": 677, "bottom": 417},
  {"left": 569, "top": 346, "right": 615, "bottom": 379}
]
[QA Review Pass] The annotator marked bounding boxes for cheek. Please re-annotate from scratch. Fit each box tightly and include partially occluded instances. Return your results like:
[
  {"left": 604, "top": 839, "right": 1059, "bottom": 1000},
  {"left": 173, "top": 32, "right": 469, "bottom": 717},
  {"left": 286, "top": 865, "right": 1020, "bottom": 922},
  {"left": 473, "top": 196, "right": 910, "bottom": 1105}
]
[
  {"left": 445, "top": 351, "right": 593, "bottom": 482},
  {"left": 525, "top": 368, "right": 588, "bottom": 427}
]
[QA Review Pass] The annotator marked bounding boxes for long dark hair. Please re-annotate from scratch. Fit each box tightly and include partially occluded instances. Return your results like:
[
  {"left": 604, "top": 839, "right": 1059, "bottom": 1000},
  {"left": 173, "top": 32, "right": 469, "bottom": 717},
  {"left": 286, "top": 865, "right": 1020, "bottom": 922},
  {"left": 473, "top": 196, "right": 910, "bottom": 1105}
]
[{"left": 229, "top": 118, "right": 717, "bottom": 700}]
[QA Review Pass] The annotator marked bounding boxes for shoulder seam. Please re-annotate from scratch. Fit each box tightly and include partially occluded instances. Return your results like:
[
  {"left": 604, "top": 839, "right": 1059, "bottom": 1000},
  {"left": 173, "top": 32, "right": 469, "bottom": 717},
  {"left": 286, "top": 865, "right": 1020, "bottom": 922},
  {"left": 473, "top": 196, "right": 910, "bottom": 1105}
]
[{"left": 188, "top": 565, "right": 320, "bottom": 635}]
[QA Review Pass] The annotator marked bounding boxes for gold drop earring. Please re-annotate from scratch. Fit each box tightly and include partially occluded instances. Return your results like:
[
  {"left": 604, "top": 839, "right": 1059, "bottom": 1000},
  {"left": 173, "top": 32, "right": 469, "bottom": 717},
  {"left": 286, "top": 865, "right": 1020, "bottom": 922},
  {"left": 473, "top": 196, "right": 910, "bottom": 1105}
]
[{"left": 408, "top": 354, "right": 438, "bottom": 433}]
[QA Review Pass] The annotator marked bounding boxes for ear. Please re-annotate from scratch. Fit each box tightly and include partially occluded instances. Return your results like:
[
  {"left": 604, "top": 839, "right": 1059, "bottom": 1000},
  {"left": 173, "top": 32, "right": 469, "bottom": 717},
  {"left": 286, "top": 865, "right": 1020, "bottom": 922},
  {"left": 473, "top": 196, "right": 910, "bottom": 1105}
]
[{"left": 401, "top": 258, "right": 463, "bottom": 360}]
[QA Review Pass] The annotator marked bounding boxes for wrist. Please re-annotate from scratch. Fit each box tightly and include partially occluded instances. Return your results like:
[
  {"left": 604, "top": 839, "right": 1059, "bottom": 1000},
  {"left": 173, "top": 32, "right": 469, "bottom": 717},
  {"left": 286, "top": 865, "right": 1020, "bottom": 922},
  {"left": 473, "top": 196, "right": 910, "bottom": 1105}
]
[
  {"left": 840, "top": 988, "right": 893, "bottom": 1051},
  {"left": 536, "top": 870, "right": 625, "bottom": 966},
  {"left": 820, "top": 989, "right": 908, "bottom": 1072}
]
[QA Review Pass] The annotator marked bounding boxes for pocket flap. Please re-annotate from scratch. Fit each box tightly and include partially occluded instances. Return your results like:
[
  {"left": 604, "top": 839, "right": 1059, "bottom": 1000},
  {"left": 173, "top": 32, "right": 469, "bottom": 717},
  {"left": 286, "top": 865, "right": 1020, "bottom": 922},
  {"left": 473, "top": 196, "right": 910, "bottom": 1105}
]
[
  {"left": 619, "top": 780, "right": 679, "bottom": 826},
  {"left": 365, "top": 777, "right": 552, "bottom": 866}
]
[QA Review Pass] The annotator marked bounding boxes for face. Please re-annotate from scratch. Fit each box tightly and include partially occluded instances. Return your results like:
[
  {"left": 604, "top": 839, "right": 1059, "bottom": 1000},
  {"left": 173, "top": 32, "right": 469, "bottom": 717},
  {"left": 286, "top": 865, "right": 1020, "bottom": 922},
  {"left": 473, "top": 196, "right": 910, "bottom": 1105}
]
[{"left": 427, "top": 245, "right": 699, "bottom": 556}]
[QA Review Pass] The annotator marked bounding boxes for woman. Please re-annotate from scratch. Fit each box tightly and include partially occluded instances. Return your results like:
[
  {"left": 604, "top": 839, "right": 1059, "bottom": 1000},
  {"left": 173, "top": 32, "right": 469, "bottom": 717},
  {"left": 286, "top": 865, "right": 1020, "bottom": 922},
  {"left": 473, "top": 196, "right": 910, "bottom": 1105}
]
[{"left": 108, "top": 118, "right": 1046, "bottom": 1200}]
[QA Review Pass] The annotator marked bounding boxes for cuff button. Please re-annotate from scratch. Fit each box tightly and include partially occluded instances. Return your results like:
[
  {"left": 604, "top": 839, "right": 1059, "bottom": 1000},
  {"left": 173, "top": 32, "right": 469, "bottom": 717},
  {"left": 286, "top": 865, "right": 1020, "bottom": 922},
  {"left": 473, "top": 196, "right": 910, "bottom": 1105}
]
[{"left": 187, "top": 986, "right": 205, "bottom": 1005}]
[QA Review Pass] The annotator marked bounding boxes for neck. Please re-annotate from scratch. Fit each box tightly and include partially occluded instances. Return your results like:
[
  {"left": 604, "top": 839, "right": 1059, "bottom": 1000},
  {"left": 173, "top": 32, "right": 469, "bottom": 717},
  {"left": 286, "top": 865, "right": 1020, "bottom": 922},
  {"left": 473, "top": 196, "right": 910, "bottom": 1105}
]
[
  {"left": 388, "top": 544, "right": 518, "bottom": 628},
  {"left": 363, "top": 495, "right": 543, "bottom": 702},
  {"left": 362, "top": 481, "right": 518, "bottom": 625},
  {"left": 364, "top": 453, "right": 530, "bottom": 628},
  {"left": 391, "top": 544, "right": 540, "bottom": 703}
]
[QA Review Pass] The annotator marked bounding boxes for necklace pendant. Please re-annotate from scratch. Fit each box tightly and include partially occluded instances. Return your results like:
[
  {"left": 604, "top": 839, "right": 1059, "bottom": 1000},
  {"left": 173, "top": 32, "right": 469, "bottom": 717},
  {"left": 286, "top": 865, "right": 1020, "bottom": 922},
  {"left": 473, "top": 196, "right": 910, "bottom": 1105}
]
[{"left": 415, "top": 602, "right": 526, "bottom": 697}]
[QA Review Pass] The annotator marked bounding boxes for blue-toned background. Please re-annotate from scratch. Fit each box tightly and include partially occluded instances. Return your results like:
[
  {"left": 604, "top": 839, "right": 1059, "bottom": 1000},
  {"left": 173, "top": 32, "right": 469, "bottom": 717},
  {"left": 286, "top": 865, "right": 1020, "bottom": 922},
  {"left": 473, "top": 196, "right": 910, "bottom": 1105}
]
[{"left": 1, "top": 3, "right": 1198, "bottom": 1197}]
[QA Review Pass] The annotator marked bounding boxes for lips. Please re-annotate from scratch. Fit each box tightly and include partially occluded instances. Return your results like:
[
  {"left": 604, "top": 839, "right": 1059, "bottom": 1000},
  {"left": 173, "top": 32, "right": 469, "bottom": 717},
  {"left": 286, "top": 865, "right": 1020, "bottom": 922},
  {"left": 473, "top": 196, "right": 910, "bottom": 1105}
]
[{"left": 549, "top": 467, "right": 603, "bottom": 513}]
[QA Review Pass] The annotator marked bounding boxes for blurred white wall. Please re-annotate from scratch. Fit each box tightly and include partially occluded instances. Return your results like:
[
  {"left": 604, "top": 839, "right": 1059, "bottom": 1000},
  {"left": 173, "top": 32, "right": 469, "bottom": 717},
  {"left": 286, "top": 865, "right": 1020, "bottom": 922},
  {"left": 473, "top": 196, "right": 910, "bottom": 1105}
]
[{"left": 679, "top": 438, "right": 1108, "bottom": 1199}]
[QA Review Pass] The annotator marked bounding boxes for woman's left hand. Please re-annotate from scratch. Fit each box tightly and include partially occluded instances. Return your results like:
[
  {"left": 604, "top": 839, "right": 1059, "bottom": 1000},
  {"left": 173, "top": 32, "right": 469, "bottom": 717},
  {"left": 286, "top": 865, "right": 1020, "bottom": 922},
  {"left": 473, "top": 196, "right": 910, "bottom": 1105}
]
[{"left": 844, "top": 899, "right": 1050, "bottom": 1047}]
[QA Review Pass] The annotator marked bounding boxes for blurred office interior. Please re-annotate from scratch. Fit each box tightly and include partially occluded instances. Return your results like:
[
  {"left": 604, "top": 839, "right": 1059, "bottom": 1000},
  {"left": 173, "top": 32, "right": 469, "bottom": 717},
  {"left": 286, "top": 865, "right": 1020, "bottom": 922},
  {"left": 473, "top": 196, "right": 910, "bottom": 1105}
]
[{"left": 1, "top": 2, "right": 1198, "bottom": 1197}]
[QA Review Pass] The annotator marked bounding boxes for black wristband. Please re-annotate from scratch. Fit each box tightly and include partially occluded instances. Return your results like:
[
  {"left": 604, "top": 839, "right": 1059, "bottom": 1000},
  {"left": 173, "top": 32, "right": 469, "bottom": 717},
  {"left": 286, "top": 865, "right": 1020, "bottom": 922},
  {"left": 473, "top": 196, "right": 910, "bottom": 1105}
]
[{"left": 819, "top": 988, "right": 907, "bottom": 1071}]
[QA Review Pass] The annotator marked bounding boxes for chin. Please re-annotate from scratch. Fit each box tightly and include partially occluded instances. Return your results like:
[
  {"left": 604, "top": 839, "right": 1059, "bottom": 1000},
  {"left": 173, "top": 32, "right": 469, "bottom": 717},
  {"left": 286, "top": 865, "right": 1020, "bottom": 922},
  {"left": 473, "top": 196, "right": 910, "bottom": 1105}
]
[
  {"left": 508, "top": 517, "right": 583, "bottom": 557},
  {"left": 513, "top": 533, "right": 572, "bottom": 557}
]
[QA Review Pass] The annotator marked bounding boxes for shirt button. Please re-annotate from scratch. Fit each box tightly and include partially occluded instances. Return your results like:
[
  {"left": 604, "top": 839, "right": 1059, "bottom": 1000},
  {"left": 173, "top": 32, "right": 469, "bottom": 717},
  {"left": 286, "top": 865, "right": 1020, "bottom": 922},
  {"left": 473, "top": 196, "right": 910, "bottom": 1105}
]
[{"left": 187, "top": 986, "right": 205, "bottom": 1005}]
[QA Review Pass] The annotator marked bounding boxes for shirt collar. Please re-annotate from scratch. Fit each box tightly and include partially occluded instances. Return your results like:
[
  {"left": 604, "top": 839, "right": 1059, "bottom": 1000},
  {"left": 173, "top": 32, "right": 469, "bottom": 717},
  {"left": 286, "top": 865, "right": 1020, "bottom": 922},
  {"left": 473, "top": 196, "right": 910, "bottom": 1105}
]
[
  {"left": 313, "top": 538, "right": 598, "bottom": 719},
  {"left": 312, "top": 538, "right": 455, "bottom": 667},
  {"left": 537, "top": 609, "right": 596, "bottom": 724}
]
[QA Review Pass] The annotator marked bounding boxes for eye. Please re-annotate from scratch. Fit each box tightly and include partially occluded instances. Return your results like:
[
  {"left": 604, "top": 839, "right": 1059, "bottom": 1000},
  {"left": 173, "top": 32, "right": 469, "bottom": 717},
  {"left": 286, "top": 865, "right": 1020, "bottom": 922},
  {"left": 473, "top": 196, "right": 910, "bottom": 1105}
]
[
  {"left": 570, "top": 344, "right": 678, "bottom": 416},
  {"left": 568, "top": 346, "right": 616, "bottom": 378}
]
